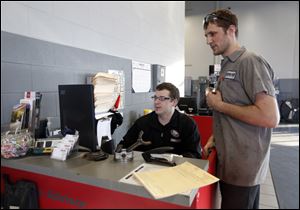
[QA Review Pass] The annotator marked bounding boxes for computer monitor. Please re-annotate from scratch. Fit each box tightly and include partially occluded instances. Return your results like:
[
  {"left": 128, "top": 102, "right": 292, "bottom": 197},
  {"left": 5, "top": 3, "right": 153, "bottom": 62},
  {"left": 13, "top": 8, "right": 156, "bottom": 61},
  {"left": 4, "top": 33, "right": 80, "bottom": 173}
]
[
  {"left": 58, "top": 84, "right": 98, "bottom": 152},
  {"left": 178, "top": 97, "right": 198, "bottom": 114}
]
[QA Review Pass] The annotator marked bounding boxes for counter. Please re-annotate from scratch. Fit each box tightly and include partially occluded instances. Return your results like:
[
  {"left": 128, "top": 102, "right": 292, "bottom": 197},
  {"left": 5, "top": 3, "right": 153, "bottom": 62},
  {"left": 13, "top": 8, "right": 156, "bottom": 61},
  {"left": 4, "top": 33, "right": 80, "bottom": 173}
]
[{"left": 1, "top": 151, "right": 210, "bottom": 208}]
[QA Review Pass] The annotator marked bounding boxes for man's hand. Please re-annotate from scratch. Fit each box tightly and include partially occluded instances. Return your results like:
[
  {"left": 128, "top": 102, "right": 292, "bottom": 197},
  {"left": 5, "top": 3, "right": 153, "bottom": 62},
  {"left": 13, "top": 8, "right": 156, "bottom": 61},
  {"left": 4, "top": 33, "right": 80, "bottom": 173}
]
[
  {"left": 203, "top": 135, "right": 215, "bottom": 159},
  {"left": 205, "top": 88, "right": 223, "bottom": 111}
]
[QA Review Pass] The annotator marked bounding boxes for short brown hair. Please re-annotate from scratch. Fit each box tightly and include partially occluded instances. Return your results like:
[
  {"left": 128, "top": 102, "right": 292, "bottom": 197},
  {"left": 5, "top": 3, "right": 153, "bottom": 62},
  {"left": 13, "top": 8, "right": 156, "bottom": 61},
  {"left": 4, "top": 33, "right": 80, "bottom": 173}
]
[
  {"left": 203, "top": 9, "right": 238, "bottom": 37},
  {"left": 156, "top": 82, "right": 180, "bottom": 101}
]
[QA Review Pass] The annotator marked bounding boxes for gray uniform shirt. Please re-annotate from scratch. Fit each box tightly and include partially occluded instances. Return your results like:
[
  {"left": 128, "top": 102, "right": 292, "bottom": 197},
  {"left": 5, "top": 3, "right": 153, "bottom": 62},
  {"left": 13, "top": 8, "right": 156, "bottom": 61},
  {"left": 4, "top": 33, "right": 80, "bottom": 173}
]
[{"left": 214, "top": 47, "right": 276, "bottom": 186}]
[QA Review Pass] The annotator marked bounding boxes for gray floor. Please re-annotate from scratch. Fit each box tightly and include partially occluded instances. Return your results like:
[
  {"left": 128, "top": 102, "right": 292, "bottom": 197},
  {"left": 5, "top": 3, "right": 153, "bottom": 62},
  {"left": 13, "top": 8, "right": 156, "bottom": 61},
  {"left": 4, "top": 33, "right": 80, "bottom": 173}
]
[
  {"left": 214, "top": 123, "right": 299, "bottom": 209},
  {"left": 267, "top": 124, "right": 299, "bottom": 209},
  {"left": 214, "top": 166, "right": 280, "bottom": 209},
  {"left": 259, "top": 166, "right": 279, "bottom": 209}
]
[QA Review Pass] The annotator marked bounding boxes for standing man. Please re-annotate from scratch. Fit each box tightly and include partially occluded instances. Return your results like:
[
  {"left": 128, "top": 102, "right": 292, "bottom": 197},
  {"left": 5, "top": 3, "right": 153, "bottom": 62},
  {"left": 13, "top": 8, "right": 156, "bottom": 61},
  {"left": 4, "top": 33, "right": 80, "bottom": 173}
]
[
  {"left": 117, "top": 82, "right": 202, "bottom": 158},
  {"left": 203, "top": 9, "right": 280, "bottom": 209}
]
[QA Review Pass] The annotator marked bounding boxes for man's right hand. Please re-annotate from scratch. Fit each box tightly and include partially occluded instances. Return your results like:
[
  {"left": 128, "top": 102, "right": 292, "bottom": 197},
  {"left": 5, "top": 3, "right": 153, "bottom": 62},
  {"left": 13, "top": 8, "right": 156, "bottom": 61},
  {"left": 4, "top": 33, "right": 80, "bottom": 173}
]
[
  {"left": 115, "top": 143, "right": 123, "bottom": 153},
  {"left": 203, "top": 135, "right": 215, "bottom": 159}
]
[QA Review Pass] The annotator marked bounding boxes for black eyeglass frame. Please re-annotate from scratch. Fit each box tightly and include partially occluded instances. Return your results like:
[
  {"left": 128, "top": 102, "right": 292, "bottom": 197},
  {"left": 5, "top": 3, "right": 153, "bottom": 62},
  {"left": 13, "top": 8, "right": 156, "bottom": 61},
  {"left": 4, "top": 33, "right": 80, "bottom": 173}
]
[{"left": 151, "top": 95, "right": 172, "bottom": 102}]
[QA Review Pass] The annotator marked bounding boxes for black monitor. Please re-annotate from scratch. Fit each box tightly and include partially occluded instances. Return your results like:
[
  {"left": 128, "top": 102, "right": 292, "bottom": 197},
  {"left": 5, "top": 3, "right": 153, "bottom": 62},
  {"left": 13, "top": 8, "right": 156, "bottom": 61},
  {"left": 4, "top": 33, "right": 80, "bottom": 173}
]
[
  {"left": 58, "top": 84, "right": 98, "bottom": 152},
  {"left": 178, "top": 97, "right": 198, "bottom": 114}
]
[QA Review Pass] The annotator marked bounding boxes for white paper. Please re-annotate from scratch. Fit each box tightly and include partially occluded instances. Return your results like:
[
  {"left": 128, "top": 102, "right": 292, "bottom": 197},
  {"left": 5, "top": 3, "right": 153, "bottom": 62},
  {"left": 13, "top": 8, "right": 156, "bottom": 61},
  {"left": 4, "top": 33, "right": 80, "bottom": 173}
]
[
  {"left": 119, "top": 163, "right": 192, "bottom": 197},
  {"left": 132, "top": 61, "right": 151, "bottom": 93},
  {"left": 50, "top": 133, "right": 79, "bottom": 161},
  {"left": 93, "top": 71, "right": 121, "bottom": 117},
  {"left": 134, "top": 162, "right": 219, "bottom": 199},
  {"left": 95, "top": 112, "right": 112, "bottom": 120},
  {"left": 132, "top": 69, "right": 151, "bottom": 92},
  {"left": 51, "top": 147, "right": 68, "bottom": 161},
  {"left": 97, "top": 118, "right": 112, "bottom": 147}
]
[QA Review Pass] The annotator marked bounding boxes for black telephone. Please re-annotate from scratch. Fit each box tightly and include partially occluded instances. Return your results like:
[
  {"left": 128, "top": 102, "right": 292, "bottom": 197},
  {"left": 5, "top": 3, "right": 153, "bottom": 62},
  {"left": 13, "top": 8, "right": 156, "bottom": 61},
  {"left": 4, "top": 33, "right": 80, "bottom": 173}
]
[{"left": 142, "top": 146, "right": 176, "bottom": 166}]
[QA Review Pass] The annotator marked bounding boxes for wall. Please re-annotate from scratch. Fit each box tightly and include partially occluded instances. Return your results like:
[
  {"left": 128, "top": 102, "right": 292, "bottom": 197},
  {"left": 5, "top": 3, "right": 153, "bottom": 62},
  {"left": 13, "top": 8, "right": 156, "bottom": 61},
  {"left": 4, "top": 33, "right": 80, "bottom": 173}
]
[
  {"left": 185, "top": 1, "right": 299, "bottom": 101},
  {"left": 1, "top": 31, "right": 152, "bottom": 144},
  {"left": 1, "top": 2, "right": 185, "bottom": 145},
  {"left": 1, "top": 2, "right": 185, "bottom": 74}
]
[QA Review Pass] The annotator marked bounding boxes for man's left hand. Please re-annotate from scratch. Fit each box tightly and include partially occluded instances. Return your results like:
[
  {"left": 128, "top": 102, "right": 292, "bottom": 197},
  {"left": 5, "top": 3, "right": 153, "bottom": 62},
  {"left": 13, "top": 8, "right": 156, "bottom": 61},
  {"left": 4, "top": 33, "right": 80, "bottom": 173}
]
[{"left": 205, "top": 88, "right": 223, "bottom": 111}]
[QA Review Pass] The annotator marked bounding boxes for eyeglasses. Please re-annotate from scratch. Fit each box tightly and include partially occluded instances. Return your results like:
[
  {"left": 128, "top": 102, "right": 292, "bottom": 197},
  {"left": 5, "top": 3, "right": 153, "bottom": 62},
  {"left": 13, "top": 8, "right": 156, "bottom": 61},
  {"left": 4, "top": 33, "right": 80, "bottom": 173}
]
[
  {"left": 203, "top": 13, "right": 232, "bottom": 26},
  {"left": 151, "top": 95, "right": 171, "bottom": 101}
]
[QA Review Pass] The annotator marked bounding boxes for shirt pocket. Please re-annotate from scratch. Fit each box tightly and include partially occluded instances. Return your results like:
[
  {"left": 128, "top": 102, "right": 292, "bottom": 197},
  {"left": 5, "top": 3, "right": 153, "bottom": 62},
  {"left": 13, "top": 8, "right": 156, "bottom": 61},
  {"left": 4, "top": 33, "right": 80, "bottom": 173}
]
[{"left": 220, "top": 79, "right": 250, "bottom": 105}]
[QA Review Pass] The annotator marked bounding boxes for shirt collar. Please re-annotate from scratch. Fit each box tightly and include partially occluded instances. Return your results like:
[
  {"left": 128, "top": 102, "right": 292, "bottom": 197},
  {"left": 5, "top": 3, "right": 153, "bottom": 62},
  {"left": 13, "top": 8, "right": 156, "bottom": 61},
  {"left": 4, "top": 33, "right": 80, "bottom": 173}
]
[
  {"left": 168, "top": 109, "right": 180, "bottom": 127},
  {"left": 226, "top": 46, "right": 246, "bottom": 62},
  {"left": 151, "top": 109, "right": 179, "bottom": 128}
]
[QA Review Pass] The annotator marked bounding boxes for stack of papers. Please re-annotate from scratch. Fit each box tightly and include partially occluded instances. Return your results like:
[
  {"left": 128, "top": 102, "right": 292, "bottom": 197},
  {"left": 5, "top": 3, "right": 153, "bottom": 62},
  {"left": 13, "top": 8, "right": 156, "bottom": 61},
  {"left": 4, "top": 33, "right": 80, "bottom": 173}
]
[
  {"left": 133, "top": 161, "right": 219, "bottom": 199},
  {"left": 92, "top": 72, "right": 120, "bottom": 119},
  {"left": 50, "top": 133, "right": 79, "bottom": 161}
]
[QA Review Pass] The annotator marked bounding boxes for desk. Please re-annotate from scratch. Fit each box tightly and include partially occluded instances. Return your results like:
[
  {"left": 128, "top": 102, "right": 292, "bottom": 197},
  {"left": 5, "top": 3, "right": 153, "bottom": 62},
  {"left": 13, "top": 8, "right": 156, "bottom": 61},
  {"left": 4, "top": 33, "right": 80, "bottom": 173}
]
[{"left": 1, "top": 152, "right": 210, "bottom": 209}]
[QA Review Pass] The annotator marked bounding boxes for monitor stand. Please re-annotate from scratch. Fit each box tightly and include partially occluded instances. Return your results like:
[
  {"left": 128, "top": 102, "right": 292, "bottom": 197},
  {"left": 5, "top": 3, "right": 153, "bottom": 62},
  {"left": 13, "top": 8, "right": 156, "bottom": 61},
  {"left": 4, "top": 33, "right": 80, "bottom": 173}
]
[{"left": 83, "top": 149, "right": 109, "bottom": 161}]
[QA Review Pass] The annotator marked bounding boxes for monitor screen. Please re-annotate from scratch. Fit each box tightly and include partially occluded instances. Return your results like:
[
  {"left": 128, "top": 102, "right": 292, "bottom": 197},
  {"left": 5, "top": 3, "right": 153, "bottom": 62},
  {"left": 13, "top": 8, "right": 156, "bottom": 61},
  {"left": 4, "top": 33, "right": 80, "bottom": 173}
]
[
  {"left": 178, "top": 97, "right": 198, "bottom": 114},
  {"left": 58, "top": 84, "right": 98, "bottom": 152}
]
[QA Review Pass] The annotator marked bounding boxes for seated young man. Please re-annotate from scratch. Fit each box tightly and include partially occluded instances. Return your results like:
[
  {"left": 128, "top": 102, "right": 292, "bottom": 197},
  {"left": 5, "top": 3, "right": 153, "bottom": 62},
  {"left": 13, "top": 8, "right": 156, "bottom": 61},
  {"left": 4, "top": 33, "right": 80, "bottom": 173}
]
[{"left": 117, "top": 82, "right": 201, "bottom": 158}]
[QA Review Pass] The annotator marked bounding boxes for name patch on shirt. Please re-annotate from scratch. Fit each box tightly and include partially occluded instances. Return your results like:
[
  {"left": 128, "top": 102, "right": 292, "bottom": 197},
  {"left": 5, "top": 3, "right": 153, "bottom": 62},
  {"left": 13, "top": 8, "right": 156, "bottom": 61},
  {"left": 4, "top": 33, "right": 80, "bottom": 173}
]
[
  {"left": 170, "top": 138, "right": 181, "bottom": 143},
  {"left": 170, "top": 129, "right": 180, "bottom": 138},
  {"left": 170, "top": 129, "right": 181, "bottom": 143},
  {"left": 224, "top": 71, "right": 236, "bottom": 80}
]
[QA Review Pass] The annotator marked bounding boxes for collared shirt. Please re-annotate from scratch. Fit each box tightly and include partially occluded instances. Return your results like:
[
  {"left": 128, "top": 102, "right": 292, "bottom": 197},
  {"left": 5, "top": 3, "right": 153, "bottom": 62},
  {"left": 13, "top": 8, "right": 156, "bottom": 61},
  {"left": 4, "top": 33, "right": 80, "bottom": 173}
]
[
  {"left": 119, "top": 110, "right": 202, "bottom": 158},
  {"left": 214, "top": 47, "right": 276, "bottom": 186}
]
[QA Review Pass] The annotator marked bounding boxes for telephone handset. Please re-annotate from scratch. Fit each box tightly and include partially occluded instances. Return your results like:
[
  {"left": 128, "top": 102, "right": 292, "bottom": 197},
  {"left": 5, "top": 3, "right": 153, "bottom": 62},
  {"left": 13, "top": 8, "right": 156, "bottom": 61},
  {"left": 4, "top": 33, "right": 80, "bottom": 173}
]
[{"left": 142, "top": 146, "right": 176, "bottom": 166}]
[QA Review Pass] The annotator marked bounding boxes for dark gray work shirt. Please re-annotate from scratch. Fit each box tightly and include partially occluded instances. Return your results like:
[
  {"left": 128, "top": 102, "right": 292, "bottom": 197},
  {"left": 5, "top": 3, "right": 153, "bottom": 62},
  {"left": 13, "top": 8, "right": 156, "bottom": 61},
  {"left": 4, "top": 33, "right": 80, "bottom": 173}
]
[{"left": 214, "top": 47, "right": 276, "bottom": 186}]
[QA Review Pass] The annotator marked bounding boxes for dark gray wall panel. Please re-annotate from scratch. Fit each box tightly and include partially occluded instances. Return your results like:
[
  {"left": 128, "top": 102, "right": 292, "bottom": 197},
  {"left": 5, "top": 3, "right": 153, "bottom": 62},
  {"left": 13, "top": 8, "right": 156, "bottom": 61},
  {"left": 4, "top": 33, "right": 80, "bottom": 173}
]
[
  {"left": 1, "top": 31, "right": 153, "bottom": 146},
  {"left": 29, "top": 39, "right": 55, "bottom": 66},
  {"left": 39, "top": 92, "right": 58, "bottom": 119},
  {"left": 277, "top": 79, "right": 299, "bottom": 103},
  {"left": 2, "top": 93, "right": 25, "bottom": 124},
  {"left": 1, "top": 32, "right": 32, "bottom": 64},
  {"left": 53, "top": 45, "right": 95, "bottom": 69},
  {"left": 1, "top": 94, "right": 3, "bottom": 125},
  {"left": 32, "top": 66, "right": 75, "bottom": 91},
  {"left": 1, "top": 62, "right": 32, "bottom": 93}
]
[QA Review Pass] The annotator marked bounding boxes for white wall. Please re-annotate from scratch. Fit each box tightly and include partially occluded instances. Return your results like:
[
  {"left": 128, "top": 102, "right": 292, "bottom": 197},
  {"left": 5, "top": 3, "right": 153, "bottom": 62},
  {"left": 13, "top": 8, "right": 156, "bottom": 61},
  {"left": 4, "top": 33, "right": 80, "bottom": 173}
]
[
  {"left": 185, "top": 1, "right": 299, "bottom": 80},
  {"left": 1, "top": 1, "right": 185, "bottom": 94}
]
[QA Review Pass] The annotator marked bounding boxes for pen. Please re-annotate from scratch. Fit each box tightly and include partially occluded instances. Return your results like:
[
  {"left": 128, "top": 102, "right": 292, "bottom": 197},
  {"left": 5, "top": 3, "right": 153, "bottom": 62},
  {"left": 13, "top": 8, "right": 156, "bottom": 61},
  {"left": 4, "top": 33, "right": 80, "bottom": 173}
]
[
  {"left": 134, "top": 165, "right": 144, "bottom": 172},
  {"left": 125, "top": 174, "right": 133, "bottom": 180},
  {"left": 125, "top": 165, "right": 144, "bottom": 179}
]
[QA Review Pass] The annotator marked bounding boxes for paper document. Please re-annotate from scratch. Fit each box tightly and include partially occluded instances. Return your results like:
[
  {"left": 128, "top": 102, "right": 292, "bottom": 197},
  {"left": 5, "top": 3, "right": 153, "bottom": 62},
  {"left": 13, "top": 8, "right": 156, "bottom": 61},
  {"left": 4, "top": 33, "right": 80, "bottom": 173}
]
[
  {"left": 119, "top": 163, "right": 192, "bottom": 197},
  {"left": 133, "top": 161, "right": 219, "bottom": 199},
  {"left": 93, "top": 72, "right": 120, "bottom": 116},
  {"left": 97, "top": 118, "right": 112, "bottom": 147},
  {"left": 132, "top": 61, "right": 151, "bottom": 93},
  {"left": 132, "top": 68, "right": 151, "bottom": 92}
]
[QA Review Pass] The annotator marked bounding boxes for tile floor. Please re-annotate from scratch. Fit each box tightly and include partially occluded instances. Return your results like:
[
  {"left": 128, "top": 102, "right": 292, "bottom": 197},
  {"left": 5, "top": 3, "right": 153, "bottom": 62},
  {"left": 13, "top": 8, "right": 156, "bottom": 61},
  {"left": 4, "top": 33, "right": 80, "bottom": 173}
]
[
  {"left": 259, "top": 166, "right": 279, "bottom": 209},
  {"left": 260, "top": 124, "right": 299, "bottom": 209},
  {"left": 213, "top": 163, "right": 279, "bottom": 209},
  {"left": 214, "top": 124, "right": 299, "bottom": 209}
]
